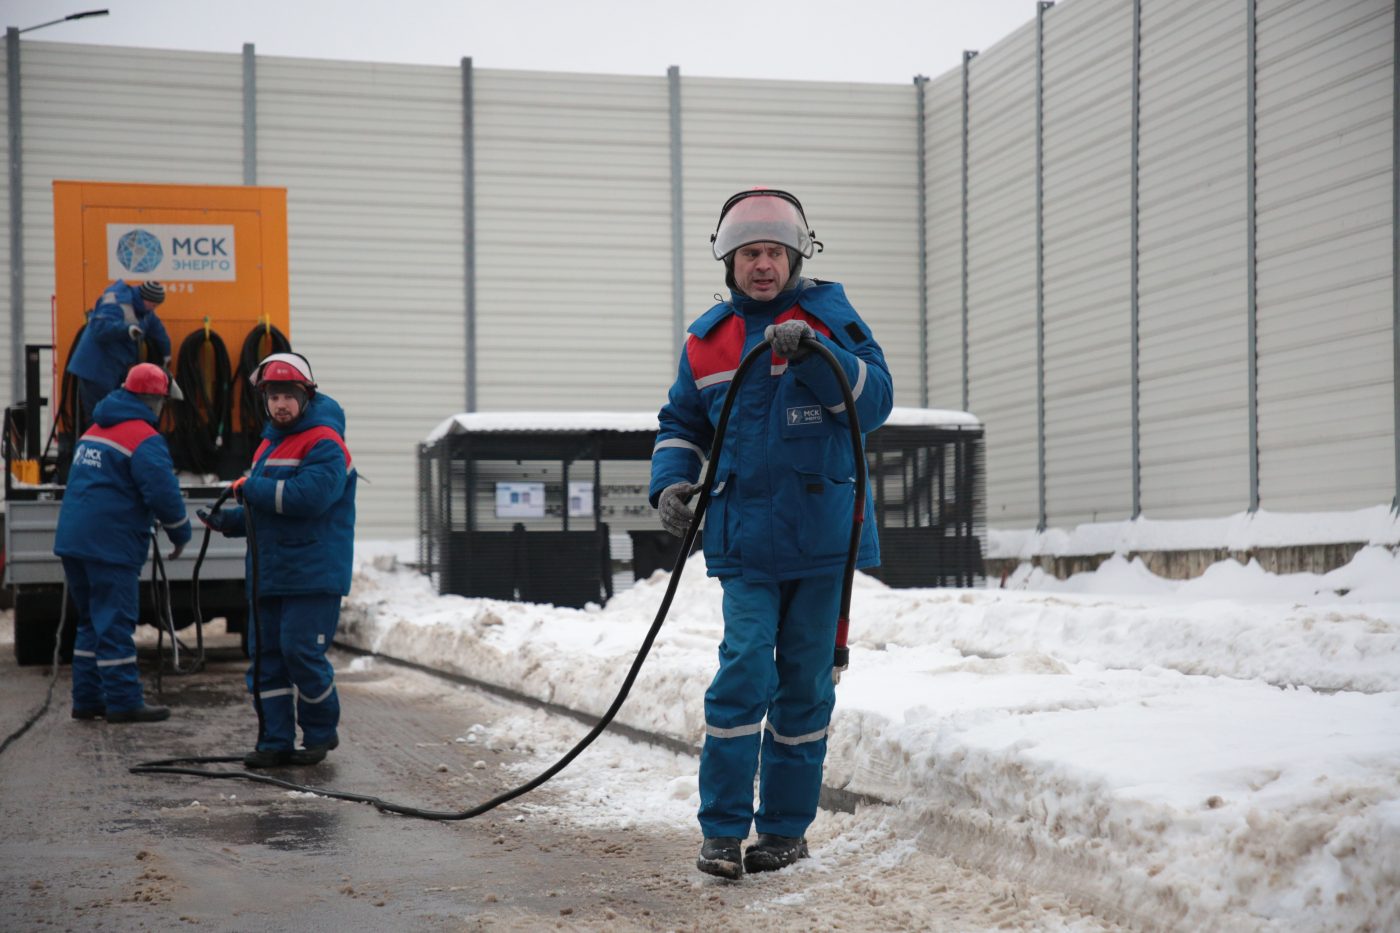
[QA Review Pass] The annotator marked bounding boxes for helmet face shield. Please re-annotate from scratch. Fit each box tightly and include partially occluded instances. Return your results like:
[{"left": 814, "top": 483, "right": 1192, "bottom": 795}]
[{"left": 711, "top": 189, "right": 815, "bottom": 261}]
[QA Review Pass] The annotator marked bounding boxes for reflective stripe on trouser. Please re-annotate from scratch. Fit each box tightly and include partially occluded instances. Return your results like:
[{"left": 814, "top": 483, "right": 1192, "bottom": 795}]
[
  {"left": 61, "top": 556, "right": 145, "bottom": 713},
  {"left": 244, "top": 593, "right": 342, "bottom": 751},
  {"left": 698, "top": 574, "right": 840, "bottom": 839}
]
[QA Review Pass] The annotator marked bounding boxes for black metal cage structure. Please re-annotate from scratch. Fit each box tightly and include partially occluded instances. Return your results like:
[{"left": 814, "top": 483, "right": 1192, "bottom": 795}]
[{"left": 418, "top": 410, "right": 985, "bottom": 607}]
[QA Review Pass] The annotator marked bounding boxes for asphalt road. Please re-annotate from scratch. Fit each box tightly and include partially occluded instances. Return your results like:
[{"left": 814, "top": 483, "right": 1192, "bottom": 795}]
[{"left": 0, "top": 617, "right": 1128, "bottom": 932}]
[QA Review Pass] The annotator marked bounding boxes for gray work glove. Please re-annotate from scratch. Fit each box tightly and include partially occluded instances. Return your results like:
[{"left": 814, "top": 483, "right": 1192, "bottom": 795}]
[
  {"left": 764, "top": 320, "right": 815, "bottom": 360},
  {"left": 167, "top": 541, "right": 185, "bottom": 561},
  {"left": 658, "top": 481, "right": 700, "bottom": 538},
  {"left": 127, "top": 324, "right": 143, "bottom": 341}
]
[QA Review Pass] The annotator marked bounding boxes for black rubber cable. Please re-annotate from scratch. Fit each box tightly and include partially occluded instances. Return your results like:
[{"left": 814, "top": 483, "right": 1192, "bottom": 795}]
[
  {"left": 235, "top": 324, "right": 290, "bottom": 444},
  {"left": 130, "top": 335, "right": 865, "bottom": 821},
  {"left": 170, "top": 327, "right": 233, "bottom": 476},
  {"left": 150, "top": 527, "right": 206, "bottom": 696},
  {"left": 0, "top": 587, "right": 70, "bottom": 756}
]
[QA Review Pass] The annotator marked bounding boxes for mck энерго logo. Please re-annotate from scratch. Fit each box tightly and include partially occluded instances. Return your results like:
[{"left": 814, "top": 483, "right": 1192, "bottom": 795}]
[
  {"left": 115, "top": 229, "right": 163, "bottom": 274},
  {"left": 107, "top": 223, "right": 237, "bottom": 282}
]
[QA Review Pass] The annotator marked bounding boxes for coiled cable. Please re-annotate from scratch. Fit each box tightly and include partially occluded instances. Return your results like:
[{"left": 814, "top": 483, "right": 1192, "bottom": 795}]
[{"left": 170, "top": 327, "right": 233, "bottom": 476}]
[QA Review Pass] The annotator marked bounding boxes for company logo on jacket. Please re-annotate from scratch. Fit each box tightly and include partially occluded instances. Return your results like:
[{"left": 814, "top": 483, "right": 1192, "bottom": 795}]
[{"left": 77, "top": 446, "right": 104, "bottom": 469}]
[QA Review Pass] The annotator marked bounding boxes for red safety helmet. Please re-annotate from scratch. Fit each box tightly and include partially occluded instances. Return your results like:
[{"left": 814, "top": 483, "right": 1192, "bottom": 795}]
[
  {"left": 122, "top": 362, "right": 184, "bottom": 400},
  {"left": 250, "top": 352, "right": 316, "bottom": 394}
]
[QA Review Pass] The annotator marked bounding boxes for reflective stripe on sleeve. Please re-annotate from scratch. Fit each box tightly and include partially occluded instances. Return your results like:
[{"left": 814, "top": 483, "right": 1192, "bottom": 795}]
[
  {"left": 275, "top": 479, "right": 286, "bottom": 514},
  {"left": 96, "top": 655, "right": 138, "bottom": 668},
  {"left": 704, "top": 719, "right": 764, "bottom": 740},
  {"left": 653, "top": 437, "right": 706, "bottom": 461},
  {"left": 826, "top": 358, "right": 868, "bottom": 414}
]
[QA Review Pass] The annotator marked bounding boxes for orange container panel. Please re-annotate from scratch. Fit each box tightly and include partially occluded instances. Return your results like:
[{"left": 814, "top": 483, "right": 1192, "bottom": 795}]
[{"left": 51, "top": 180, "right": 290, "bottom": 407}]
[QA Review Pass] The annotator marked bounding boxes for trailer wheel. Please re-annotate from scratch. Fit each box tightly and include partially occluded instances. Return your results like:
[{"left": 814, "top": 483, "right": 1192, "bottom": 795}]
[{"left": 13, "top": 586, "right": 74, "bottom": 667}]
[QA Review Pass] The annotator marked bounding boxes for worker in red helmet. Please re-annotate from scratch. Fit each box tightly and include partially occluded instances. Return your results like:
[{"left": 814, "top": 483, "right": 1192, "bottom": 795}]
[
  {"left": 650, "top": 188, "right": 893, "bottom": 879},
  {"left": 53, "top": 362, "right": 190, "bottom": 723},
  {"left": 198, "top": 351, "right": 357, "bottom": 768}
]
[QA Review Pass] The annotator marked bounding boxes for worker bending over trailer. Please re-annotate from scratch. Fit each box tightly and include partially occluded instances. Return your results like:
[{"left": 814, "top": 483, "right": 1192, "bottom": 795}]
[
  {"left": 199, "top": 352, "right": 357, "bottom": 768},
  {"left": 649, "top": 188, "right": 892, "bottom": 879},
  {"left": 54, "top": 363, "right": 190, "bottom": 723},
  {"left": 66, "top": 280, "right": 172, "bottom": 427}
]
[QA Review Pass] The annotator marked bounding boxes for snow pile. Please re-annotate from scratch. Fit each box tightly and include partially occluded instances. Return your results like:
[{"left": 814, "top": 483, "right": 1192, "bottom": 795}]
[
  {"left": 340, "top": 540, "right": 1400, "bottom": 931},
  {"left": 988, "top": 505, "right": 1400, "bottom": 559}
]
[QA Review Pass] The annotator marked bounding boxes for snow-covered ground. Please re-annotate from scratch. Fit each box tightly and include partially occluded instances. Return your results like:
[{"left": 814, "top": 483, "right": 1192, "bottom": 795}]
[{"left": 340, "top": 510, "right": 1400, "bottom": 932}]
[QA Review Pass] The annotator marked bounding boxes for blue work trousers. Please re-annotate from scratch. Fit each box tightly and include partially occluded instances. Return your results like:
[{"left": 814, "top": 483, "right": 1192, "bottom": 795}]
[
  {"left": 61, "top": 556, "right": 146, "bottom": 713},
  {"left": 245, "top": 593, "right": 342, "bottom": 752},
  {"left": 698, "top": 574, "right": 841, "bottom": 840},
  {"left": 77, "top": 377, "right": 110, "bottom": 429}
]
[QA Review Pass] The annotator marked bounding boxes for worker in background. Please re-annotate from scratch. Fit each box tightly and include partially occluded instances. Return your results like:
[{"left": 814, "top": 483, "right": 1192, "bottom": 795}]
[
  {"left": 54, "top": 363, "right": 190, "bottom": 723},
  {"left": 650, "top": 188, "right": 893, "bottom": 879},
  {"left": 66, "top": 280, "right": 172, "bottom": 427},
  {"left": 198, "top": 352, "right": 357, "bottom": 769}
]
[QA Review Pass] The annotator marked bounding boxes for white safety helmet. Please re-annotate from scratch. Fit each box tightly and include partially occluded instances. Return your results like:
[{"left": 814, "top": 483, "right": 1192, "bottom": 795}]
[
  {"left": 250, "top": 351, "right": 317, "bottom": 422},
  {"left": 710, "top": 188, "right": 819, "bottom": 261}
]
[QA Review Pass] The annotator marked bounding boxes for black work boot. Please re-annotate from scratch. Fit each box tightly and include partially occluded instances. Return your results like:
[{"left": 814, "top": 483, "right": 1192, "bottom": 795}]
[
  {"left": 696, "top": 837, "right": 743, "bottom": 880},
  {"left": 243, "top": 748, "right": 294, "bottom": 768},
  {"left": 105, "top": 706, "right": 170, "bottom": 723},
  {"left": 742, "top": 834, "right": 809, "bottom": 873},
  {"left": 71, "top": 706, "right": 105, "bottom": 720},
  {"left": 289, "top": 735, "right": 339, "bottom": 766}
]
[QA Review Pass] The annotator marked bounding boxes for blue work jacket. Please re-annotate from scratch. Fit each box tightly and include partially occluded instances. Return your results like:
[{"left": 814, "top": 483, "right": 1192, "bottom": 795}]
[
  {"left": 54, "top": 389, "right": 191, "bottom": 568},
  {"left": 214, "top": 394, "right": 357, "bottom": 597},
  {"left": 649, "top": 279, "right": 893, "bottom": 582},
  {"left": 66, "top": 281, "right": 172, "bottom": 392}
]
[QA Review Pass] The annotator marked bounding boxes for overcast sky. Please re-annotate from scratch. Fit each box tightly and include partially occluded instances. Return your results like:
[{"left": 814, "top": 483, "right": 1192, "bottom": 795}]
[{"left": 6, "top": 0, "right": 1042, "bottom": 85}]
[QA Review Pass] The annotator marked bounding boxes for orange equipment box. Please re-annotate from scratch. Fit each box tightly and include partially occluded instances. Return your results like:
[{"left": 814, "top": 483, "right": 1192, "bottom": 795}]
[{"left": 51, "top": 180, "right": 290, "bottom": 403}]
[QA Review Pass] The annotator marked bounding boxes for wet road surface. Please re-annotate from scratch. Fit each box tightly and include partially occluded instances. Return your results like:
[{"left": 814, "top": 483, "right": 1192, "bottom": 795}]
[{"left": 1, "top": 618, "right": 1128, "bottom": 931}]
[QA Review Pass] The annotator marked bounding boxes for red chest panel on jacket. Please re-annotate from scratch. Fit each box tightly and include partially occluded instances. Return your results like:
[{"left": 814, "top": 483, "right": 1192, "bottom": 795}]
[
  {"left": 82, "top": 420, "right": 157, "bottom": 456},
  {"left": 685, "top": 306, "right": 832, "bottom": 387},
  {"left": 254, "top": 426, "right": 352, "bottom": 470}
]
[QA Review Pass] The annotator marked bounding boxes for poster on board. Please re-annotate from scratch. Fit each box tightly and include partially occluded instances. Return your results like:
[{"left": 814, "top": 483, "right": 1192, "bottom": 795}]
[
  {"left": 495, "top": 482, "right": 545, "bottom": 518},
  {"left": 567, "top": 481, "right": 594, "bottom": 518}
]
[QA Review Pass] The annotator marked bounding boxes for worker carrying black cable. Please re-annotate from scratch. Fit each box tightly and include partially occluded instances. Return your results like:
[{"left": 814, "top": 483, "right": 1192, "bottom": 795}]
[
  {"left": 132, "top": 330, "right": 867, "bottom": 831},
  {"left": 197, "top": 351, "right": 357, "bottom": 768},
  {"left": 53, "top": 363, "right": 190, "bottom": 724},
  {"left": 649, "top": 187, "right": 893, "bottom": 880}
]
